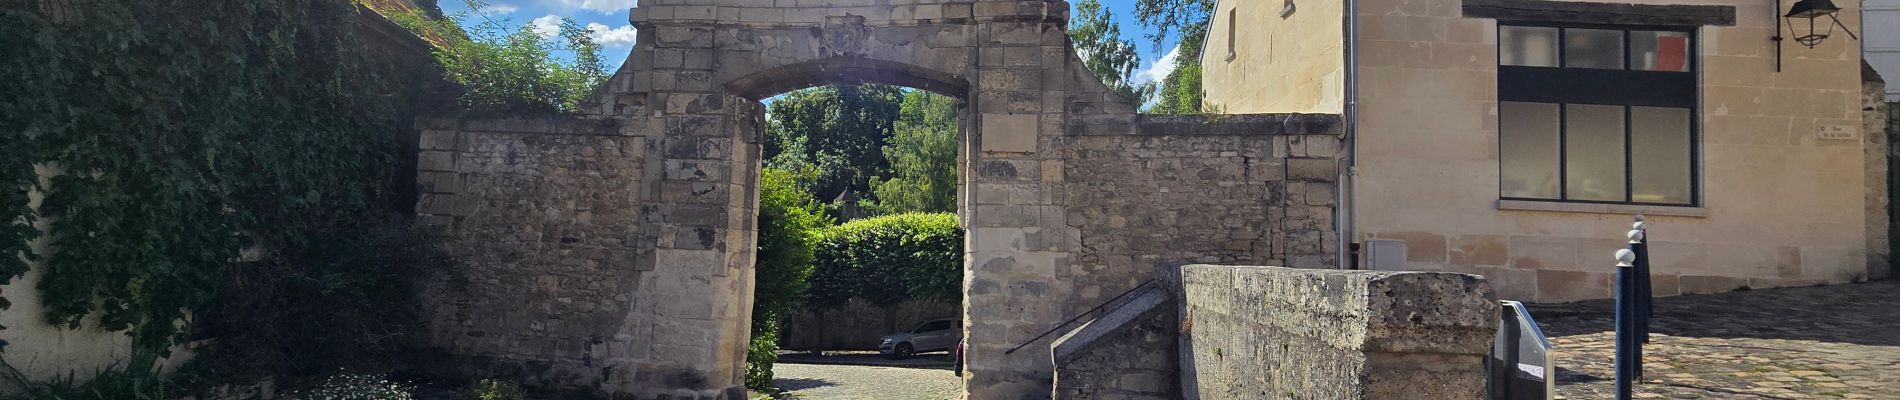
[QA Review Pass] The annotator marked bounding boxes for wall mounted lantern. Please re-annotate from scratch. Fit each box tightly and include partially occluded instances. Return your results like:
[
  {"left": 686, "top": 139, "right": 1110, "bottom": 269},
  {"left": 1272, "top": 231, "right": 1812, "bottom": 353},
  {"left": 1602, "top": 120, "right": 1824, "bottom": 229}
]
[{"left": 1783, "top": 0, "right": 1857, "bottom": 48}]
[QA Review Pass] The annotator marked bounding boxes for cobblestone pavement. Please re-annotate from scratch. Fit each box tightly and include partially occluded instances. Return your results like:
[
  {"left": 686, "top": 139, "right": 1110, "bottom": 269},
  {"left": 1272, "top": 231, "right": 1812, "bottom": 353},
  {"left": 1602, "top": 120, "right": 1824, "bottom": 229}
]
[
  {"left": 1533, "top": 281, "right": 1900, "bottom": 399},
  {"left": 769, "top": 362, "right": 960, "bottom": 399}
]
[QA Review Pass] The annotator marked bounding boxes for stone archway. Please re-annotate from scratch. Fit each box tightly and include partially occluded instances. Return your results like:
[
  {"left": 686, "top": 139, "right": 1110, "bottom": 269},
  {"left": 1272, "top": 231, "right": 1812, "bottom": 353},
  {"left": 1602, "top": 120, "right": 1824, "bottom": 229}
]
[{"left": 411, "top": 1, "right": 1344, "bottom": 399}]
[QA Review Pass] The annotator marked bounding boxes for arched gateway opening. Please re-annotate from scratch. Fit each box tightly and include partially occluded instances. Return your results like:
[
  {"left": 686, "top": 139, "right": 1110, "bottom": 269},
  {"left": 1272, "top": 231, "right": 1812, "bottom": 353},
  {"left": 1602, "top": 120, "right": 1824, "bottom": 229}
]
[{"left": 411, "top": 1, "right": 1343, "bottom": 399}]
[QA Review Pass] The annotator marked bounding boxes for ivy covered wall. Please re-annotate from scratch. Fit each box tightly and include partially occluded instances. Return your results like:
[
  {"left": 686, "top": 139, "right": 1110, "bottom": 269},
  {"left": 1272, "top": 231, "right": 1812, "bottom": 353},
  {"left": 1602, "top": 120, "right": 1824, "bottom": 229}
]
[{"left": 0, "top": 0, "right": 450, "bottom": 382}]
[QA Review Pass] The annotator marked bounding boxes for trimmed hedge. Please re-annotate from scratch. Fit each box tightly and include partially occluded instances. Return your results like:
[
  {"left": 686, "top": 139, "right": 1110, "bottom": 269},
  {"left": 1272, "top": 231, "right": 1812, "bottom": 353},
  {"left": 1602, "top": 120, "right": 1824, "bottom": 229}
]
[{"left": 806, "top": 213, "right": 963, "bottom": 310}]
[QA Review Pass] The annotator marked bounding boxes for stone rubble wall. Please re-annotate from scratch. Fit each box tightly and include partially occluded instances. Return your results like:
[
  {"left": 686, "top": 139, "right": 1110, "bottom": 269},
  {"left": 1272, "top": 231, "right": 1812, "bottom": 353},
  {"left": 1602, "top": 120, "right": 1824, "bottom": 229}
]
[
  {"left": 412, "top": 115, "right": 652, "bottom": 391},
  {"left": 1056, "top": 114, "right": 1343, "bottom": 317},
  {"left": 1176, "top": 264, "right": 1497, "bottom": 399}
]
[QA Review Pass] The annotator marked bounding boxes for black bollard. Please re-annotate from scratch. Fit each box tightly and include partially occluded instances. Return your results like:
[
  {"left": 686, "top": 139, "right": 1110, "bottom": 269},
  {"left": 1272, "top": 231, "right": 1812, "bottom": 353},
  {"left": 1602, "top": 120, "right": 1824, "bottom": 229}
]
[
  {"left": 1614, "top": 247, "right": 1637, "bottom": 400},
  {"left": 1633, "top": 215, "right": 1652, "bottom": 345}
]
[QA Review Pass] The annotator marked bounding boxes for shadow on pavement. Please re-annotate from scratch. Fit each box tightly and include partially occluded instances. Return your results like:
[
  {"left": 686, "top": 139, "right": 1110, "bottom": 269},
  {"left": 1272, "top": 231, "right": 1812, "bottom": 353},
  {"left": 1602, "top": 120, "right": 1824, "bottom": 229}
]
[
  {"left": 1529, "top": 281, "right": 1900, "bottom": 347},
  {"left": 776, "top": 351, "right": 956, "bottom": 370},
  {"left": 771, "top": 377, "right": 837, "bottom": 391}
]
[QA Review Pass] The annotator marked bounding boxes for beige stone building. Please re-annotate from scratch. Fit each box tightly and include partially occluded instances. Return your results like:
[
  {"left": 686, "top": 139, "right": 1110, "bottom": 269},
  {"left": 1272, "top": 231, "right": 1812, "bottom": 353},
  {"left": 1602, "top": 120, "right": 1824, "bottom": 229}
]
[{"left": 1204, "top": 0, "right": 1891, "bottom": 302}]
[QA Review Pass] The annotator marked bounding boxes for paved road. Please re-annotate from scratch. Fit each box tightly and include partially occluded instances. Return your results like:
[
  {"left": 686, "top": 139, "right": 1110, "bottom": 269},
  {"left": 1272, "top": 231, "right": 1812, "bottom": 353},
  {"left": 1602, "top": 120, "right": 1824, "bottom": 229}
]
[
  {"left": 1537, "top": 281, "right": 1900, "bottom": 399},
  {"left": 770, "top": 362, "right": 960, "bottom": 399}
]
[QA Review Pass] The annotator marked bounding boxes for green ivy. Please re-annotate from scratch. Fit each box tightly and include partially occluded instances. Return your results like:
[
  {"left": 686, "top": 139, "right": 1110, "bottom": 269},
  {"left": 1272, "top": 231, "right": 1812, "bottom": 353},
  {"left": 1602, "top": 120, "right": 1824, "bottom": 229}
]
[{"left": 0, "top": 0, "right": 433, "bottom": 357}]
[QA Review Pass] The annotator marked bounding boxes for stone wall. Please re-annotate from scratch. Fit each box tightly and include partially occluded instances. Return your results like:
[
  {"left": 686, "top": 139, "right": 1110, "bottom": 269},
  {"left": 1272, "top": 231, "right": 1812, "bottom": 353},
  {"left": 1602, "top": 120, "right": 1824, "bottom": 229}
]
[
  {"left": 1867, "top": 63, "right": 1893, "bottom": 281},
  {"left": 780, "top": 298, "right": 958, "bottom": 351},
  {"left": 410, "top": 1, "right": 1350, "bottom": 398},
  {"left": 1176, "top": 264, "right": 1497, "bottom": 399},
  {"left": 1200, "top": 0, "right": 1345, "bottom": 114},
  {"left": 1057, "top": 114, "right": 1342, "bottom": 318},
  {"left": 413, "top": 115, "right": 652, "bottom": 390}
]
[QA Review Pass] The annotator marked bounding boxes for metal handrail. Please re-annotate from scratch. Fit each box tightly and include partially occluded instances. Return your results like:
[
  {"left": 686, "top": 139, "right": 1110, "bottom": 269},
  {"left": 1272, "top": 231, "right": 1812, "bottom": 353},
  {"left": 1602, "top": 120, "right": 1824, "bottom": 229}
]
[{"left": 1003, "top": 279, "right": 1157, "bottom": 355}]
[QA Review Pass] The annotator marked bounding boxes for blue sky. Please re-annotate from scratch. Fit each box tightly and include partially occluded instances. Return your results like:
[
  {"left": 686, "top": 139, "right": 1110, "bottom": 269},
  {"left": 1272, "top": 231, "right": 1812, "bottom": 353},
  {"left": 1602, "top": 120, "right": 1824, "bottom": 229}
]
[{"left": 434, "top": 0, "right": 1183, "bottom": 85}]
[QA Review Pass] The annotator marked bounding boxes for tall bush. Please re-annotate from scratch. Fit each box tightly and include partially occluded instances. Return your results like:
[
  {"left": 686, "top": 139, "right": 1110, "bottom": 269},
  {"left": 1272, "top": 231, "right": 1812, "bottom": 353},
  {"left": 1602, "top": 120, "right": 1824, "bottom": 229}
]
[
  {"left": 807, "top": 213, "right": 963, "bottom": 309},
  {"left": 747, "top": 167, "right": 829, "bottom": 390}
]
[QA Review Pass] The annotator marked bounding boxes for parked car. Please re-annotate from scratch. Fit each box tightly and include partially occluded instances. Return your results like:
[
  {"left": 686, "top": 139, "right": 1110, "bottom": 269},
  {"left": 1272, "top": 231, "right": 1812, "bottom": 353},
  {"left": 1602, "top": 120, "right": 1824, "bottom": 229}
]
[{"left": 879, "top": 318, "right": 961, "bottom": 359}]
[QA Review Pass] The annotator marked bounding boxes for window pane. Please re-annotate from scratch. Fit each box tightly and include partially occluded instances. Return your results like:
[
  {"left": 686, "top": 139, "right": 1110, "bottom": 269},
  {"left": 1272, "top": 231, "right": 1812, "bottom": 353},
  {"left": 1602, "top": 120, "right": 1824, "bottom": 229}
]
[
  {"left": 1501, "top": 26, "right": 1559, "bottom": 67},
  {"left": 1565, "top": 104, "right": 1627, "bottom": 201},
  {"left": 1564, "top": 28, "right": 1625, "bottom": 69},
  {"left": 1631, "top": 107, "right": 1692, "bottom": 204},
  {"left": 1631, "top": 31, "right": 1691, "bottom": 72},
  {"left": 1500, "top": 102, "right": 1562, "bottom": 199}
]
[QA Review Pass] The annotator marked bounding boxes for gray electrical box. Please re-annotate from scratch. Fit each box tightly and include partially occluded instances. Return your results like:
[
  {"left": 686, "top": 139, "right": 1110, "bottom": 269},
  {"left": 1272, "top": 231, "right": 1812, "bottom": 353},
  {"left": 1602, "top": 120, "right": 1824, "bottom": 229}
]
[{"left": 1365, "top": 239, "right": 1408, "bottom": 270}]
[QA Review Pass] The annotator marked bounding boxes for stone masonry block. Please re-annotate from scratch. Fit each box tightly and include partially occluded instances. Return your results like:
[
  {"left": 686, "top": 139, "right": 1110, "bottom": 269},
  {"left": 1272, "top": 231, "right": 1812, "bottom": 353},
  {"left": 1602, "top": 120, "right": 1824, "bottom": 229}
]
[
  {"left": 980, "top": 113, "right": 1039, "bottom": 153},
  {"left": 420, "top": 130, "right": 458, "bottom": 150}
]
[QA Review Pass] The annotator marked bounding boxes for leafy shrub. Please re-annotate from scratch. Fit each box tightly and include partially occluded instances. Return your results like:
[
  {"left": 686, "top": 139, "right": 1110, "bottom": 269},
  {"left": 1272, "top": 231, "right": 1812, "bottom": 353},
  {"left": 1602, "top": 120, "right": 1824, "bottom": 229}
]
[
  {"left": 461, "top": 379, "right": 524, "bottom": 400},
  {"left": 178, "top": 221, "right": 453, "bottom": 386},
  {"left": 747, "top": 168, "right": 829, "bottom": 391},
  {"left": 807, "top": 213, "right": 963, "bottom": 310},
  {"left": 286, "top": 373, "right": 413, "bottom": 400},
  {"left": 387, "top": 1, "right": 608, "bottom": 114},
  {"left": 744, "top": 328, "right": 780, "bottom": 391}
]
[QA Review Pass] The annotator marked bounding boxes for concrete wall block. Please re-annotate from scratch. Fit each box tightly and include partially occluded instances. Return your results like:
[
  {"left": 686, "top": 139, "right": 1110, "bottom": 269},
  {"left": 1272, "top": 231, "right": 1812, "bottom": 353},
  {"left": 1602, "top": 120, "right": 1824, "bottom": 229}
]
[
  {"left": 420, "top": 130, "right": 458, "bottom": 150},
  {"left": 1177, "top": 265, "right": 1496, "bottom": 399},
  {"left": 418, "top": 151, "right": 457, "bottom": 172}
]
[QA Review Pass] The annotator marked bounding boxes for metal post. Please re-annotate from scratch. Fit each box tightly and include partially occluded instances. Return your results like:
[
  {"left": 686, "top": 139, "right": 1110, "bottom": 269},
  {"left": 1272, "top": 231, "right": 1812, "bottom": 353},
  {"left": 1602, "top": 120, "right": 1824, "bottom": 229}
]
[
  {"left": 1634, "top": 224, "right": 1649, "bottom": 381},
  {"left": 1614, "top": 248, "right": 1638, "bottom": 400},
  {"left": 1633, "top": 215, "right": 1652, "bottom": 346}
]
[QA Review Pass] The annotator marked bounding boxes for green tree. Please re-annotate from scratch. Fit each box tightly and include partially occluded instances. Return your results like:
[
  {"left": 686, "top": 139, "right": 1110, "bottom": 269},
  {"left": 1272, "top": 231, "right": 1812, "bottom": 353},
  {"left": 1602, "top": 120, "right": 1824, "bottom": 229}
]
[
  {"left": 1132, "top": 0, "right": 1215, "bottom": 49},
  {"left": 1132, "top": 0, "right": 1214, "bottom": 114},
  {"left": 388, "top": 1, "right": 608, "bottom": 114},
  {"left": 1069, "top": 0, "right": 1152, "bottom": 104},
  {"left": 764, "top": 85, "right": 905, "bottom": 205},
  {"left": 867, "top": 91, "right": 959, "bottom": 215},
  {"left": 1148, "top": 62, "right": 1204, "bottom": 114}
]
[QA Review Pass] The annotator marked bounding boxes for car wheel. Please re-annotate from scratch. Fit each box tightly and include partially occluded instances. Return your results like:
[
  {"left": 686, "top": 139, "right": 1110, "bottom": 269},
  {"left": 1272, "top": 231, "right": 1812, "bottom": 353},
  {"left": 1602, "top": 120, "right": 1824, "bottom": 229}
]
[{"left": 892, "top": 343, "right": 914, "bottom": 359}]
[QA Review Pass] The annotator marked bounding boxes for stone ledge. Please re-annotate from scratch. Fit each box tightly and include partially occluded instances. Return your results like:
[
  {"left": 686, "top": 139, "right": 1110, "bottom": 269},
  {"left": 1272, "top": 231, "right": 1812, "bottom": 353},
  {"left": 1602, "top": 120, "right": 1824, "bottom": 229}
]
[
  {"left": 1067, "top": 113, "right": 1343, "bottom": 136},
  {"left": 1496, "top": 199, "right": 1708, "bottom": 218},
  {"left": 413, "top": 115, "right": 621, "bottom": 136}
]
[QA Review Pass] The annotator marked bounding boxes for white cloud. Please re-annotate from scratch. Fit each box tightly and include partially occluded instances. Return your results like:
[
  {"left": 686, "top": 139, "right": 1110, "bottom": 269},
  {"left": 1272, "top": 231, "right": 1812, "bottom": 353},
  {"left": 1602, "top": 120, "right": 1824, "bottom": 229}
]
[
  {"left": 554, "top": 0, "right": 635, "bottom": 13},
  {"left": 1133, "top": 44, "right": 1181, "bottom": 85},
  {"left": 529, "top": 14, "right": 563, "bottom": 38},
  {"left": 587, "top": 23, "right": 637, "bottom": 47},
  {"left": 481, "top": 3, "right": 517, "bottom": 14}
]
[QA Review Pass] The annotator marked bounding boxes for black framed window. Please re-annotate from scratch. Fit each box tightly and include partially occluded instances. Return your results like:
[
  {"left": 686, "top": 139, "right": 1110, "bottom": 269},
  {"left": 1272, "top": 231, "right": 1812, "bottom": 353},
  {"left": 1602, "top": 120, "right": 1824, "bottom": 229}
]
[{"left": 1497, "top": 23, "right": 1697, "bottom": 206}]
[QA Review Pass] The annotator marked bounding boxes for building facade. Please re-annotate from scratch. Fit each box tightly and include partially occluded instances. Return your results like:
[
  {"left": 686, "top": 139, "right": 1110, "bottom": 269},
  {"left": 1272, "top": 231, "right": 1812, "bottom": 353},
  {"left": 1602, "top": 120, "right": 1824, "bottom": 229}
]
[{"left": 1204, "top": 0, "right": 1890, "bottom": 302}]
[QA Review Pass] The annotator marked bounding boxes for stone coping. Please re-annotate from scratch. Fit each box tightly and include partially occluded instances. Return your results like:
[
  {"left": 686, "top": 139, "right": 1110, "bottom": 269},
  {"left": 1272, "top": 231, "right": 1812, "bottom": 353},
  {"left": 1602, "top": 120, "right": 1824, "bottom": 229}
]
[
  {"left": 1067, "top": 113, "right": 1344, "bottom": 137},
  {"left": 415, "top": 116, "right": 620, "bottom": 136}
]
